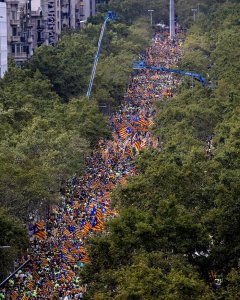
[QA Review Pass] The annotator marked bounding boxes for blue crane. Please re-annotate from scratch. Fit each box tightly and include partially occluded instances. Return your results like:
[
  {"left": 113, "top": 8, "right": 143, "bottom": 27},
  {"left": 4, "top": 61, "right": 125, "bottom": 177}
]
[
  {"left": 86, "top": 11, "right": 114, "bottom": 98},
  {"left": 133, "top": 60, "right": 206, "bottom": 87}
]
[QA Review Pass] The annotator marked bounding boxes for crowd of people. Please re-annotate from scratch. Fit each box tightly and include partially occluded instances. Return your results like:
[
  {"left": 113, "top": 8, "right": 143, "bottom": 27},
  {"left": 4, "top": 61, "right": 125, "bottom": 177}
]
[{"left": 0, "top": 28, "right": 184, "bottom": 299}]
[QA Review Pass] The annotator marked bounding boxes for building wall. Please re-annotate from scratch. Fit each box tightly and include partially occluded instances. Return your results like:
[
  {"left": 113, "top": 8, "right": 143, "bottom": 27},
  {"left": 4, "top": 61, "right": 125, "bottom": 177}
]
[
  {"left": 84, "top": 0, "right": 95, "bottom": 19},
  {"left": 2, "top": 0, "right": 97, "bottom": 65},
  {"left": 0, "top": 2, "right": 8, "bottom": 77}
]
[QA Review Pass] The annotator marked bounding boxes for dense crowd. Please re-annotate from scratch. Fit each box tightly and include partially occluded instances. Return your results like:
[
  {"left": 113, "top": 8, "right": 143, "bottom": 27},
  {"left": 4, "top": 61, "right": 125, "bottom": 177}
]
[{"left": 0, "top": 28, "right": 184, "bottom": 299}]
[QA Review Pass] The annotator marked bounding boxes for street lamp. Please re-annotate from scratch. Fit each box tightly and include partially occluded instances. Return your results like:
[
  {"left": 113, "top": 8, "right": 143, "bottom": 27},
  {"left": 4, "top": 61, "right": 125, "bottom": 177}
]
[
  {"left": 0, "top": 246, "right": 11, "bottom": 249},
  {"left": 148, "top": 9, "right": 154, "bottom": 26},
  {"left": 197, "top": 3, "right": 200, "bottom": 14},
  {"left": 192, "top": 8, "right": 198, "bottom": 21}
]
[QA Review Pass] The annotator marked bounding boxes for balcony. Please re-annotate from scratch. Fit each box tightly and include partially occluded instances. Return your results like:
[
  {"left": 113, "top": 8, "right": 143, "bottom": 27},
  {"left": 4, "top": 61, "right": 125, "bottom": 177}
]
[
  {"left": 10, "top": 19, "right": 19, "bottom": 26},
  {"left": 11, "top": 36, "right": 20, "bottom": 43},
  {"left": 12, "top": 52, "right": 28, "bottom": 61},
  {"left": 37, "top": 25, "right": 45, "bottom": 30}
]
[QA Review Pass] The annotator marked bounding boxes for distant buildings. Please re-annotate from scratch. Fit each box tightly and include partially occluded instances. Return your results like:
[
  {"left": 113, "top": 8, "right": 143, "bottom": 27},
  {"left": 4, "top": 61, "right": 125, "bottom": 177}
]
[
  {"left": 0, "top": 2, "right": 8, "bottom": 77},
  {"left": 0, "top": 0, "right": 98, "bottom": 76}
]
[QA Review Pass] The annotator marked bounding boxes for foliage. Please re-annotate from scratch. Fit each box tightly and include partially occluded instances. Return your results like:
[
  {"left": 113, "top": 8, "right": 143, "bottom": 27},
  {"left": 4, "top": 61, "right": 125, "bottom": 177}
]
[
  {"left": 0, "top": 208, "right": 28, "bottom": 280},
  {"left": 81, "top": 1, "right": 240, "bottom": 299}
]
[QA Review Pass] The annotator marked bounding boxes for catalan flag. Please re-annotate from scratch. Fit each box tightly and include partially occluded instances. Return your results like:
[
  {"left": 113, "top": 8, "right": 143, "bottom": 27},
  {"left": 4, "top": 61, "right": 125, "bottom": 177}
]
[
  {"left": 27, "top": 280, "right": 34, "bottom": 290},
  {"left": 62, "top": 245, "right": 68, "bottom": 254},
  {"left": 33, "top": 223, "right": 46, "bottom": 240},
  {"left": 75, "top": 226, "right": 82, "bottom": 239},
  {"left": 79, "top": 246, "right": 87, "bottom": 254},
  {"left": 46, "top": 278, "right": 54, "bottom": 289},
  {"left": 63, "top": 228, "right": 71, "bottom": 237},
  {"left": 135, "top": 116, "right": 148, "bottom": 127},
  {"left": 92, "top": 217, "right": 104, "bottom": 231},
  {"left": 119, "top": 127, "right": 131, "bottom": 139},
  {"left": 81, "top": 255, "right": 90, "bottom": 263},
  {"left": 148, "top": 118, "right": 154, "bottom": 128},
  {"left": 11, "top": 291, "right": 19, "bottom": 300},
  {"left": 66, "top": 253, "right": 75, "bottom": 263},
  {"left": 101, "top": 206, "right": 110, "bottom": 215},
  {"left": 33, "top": 269, "right": 40, "bottom": 281},
  {"left": 126, "top": 146, "right": 133, "bottom": 157},
  {"left": 21, "top": 294, "right": 29, "bottom": 300},
  {"left": 73, "top": 201, "right": 80, "bottom": 209},
  {"left": 83, "top": 221, "right": 91, "bottom": 234},
  {"left": 96, "top": 208, "right": 103, "bottom": 219},
  {"left": 36, "top": 220, "right": 45, "bottom": 230},
  {"left": 133, "top": 140, "right": 141, "bottom": 152}
]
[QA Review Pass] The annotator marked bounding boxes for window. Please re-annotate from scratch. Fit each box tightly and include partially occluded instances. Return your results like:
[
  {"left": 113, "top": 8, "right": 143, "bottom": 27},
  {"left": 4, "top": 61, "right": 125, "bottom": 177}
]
[
  {"left": 11, "top": 44, "right": 15, "bottom": 54},
  {"left": 16, "top": 44, "right": 22, "bottom": 53},
  {"left": 12, "top": 11, "right": 16, "bottom": 20},
  {"left": 12, "top": 27, "right": 17, "bottom": 36}
]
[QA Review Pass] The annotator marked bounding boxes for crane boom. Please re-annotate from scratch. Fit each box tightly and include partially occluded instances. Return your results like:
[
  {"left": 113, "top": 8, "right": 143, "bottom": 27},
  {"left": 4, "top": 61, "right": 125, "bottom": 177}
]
[
  {"left": 87, "top": 11, "right": 114, "bottom": 98},
  {"left": 133, "top": 60, "right": 206, "bottom": 87}
]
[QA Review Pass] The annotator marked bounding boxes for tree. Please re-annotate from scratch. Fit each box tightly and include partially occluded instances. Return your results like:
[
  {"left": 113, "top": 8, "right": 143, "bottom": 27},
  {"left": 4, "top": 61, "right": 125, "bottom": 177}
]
[{"left": 0, "top": 208, "right": 28, "bottom": 280}]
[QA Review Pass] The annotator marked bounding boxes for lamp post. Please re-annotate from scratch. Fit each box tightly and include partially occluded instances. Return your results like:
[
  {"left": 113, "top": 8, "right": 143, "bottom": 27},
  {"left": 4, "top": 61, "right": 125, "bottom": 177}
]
[
  {"left": 192, "top": 8, "right": 198, "bottom": 21},
  {"left": 169, "top": 0, "right": 175, "bottom": 39},
  {"left": 197, "top": 3, "right": 200, "bottom": 14},
  {"left": 148, "top": 9, "right": 154, "bottom": 27}
]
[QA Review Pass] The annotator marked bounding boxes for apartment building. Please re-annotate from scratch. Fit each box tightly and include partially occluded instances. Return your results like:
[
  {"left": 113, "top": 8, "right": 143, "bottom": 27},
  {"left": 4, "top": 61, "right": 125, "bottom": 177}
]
[{"left": 0, "top": 1, "right": 7, "bottom": 77}]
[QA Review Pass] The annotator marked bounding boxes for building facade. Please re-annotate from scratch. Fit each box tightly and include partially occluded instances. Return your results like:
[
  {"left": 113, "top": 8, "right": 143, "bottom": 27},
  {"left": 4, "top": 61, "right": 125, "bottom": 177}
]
[{"left": 0, "top": 1, "right": 8, "bottom": 77}]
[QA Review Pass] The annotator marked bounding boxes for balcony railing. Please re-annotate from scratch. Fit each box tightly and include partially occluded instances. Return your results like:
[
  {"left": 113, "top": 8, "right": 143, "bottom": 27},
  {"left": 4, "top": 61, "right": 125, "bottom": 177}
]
[
  {"left": 11, "top": 36, "right": 20, "bottom": 42},
  {"left": 13, "top": 52, "right": 28, "bottom": 60},
  {"left": 10, "top": 19, "right": 19, "bottom": 26}
]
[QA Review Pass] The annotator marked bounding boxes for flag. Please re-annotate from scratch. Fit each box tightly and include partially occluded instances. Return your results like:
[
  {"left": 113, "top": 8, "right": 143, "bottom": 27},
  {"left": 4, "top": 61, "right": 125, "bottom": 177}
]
[
  {"left": 133, "top": 140, "right": 141, "bottom": 152},
  {"left": 80, "top": 219, "right": 86, "bottom": 229},
  {"left": 83, "top": 221, "right": 91, "bottom": 234},
  {"left": 81, "top": 255, "right": 90, "bottom": 263},
  {"left": 27, "top": 281, "right": 34, "bottom": 290},
  {"left": 79, "top": 246, "right": 87, "bottom": 255},
  {"left": 92, "top": 217, "right": 104, "bottom": 231},
  {"left": 101, "top": 206, "right": 110, "bottom": 215},
  {"left": 42, "top": 283, "right": 48, "bottom": 295},
  {"left": 46, "top": 278, "right": 54, "bottom": 289},
  {"left": 59, "top": 274, "right": 65, "bottom": 282},
  {"left": 11, "top": 291, "right": 19, "bottom": 300},
  {"left": 75, "top": 226, "right": 82, "bottom": 239},
  {"left": 119, "top": 177, "right": 127, "bottom": 185},
  {"left": 33, "top": 223, "right": 46, "bottom": 240},
  {"left": 104, "top": 191, "right": 110, "bottom": 199},
  {"left": 42, "top": 257, "right": 48, "bottom": 266},
  {"left": 66, "top": 253, "right": 75, "bottom": 263},
  {"left": 90, "top": 207, "right": 97, "bottom": 217},
  {"left": 73, "top": 201, "right": 80, "bottom": 209},
  {"left": 119, "top": 127, "right": 131, "bottom": 139},
  {"left": 126, "top": 146, "right": 133, "bottom": 158},
  {"left": 96, "top": 208, "right": 103, "bottom": 219},
  {"left": 65, "top": 270, "right": 75, "bottom": 282},
  {"left": 36, "top": 220, "right": 45, "bottom": 230},
  {"left": 63, "top": 228, "right": 71, "bottom": 237},
  {"left": 148, "top": 119, "right": 154, "bottom": 128},
  {"left": 21, "top": 294, "right": 29, "bottom": 300},
  {"left": 62, "top": 245, "right": 68, "bottom": 254},
  {"left": 33, "top": 269, "right": 40, "bottom": 281},
  {"left": 136, "top": 117, "right": 148, "bottom": 127}
]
